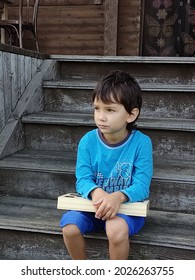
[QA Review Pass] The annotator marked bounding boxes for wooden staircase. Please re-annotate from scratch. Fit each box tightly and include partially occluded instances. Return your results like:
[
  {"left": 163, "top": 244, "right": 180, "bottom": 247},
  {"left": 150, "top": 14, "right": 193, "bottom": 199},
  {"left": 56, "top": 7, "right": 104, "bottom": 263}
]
[{"left": 0, "top": 56, "right": 195, "bottom": 259}]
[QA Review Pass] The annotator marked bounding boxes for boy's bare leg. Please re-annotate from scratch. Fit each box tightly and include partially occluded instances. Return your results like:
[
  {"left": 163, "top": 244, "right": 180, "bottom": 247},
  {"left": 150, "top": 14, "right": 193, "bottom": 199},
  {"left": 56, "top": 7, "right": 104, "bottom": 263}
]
[
  {"left": 62, "top": 224, "right": 87, "bottom": 260},
  {"left": 106, "top": 216, "right": 129, "bottom": 260}
]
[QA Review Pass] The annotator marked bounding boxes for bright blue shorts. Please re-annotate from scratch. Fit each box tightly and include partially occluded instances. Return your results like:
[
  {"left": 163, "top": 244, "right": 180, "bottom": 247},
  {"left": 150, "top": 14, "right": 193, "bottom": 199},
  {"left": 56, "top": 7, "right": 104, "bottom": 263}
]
[{"left": 60, "top": 210, "right": 145, "bottom": 236}]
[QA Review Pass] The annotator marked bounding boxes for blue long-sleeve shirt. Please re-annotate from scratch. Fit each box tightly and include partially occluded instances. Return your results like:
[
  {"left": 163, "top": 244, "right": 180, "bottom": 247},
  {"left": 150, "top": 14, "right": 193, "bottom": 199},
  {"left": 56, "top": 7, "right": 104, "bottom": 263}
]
[{"left": 76, "top": 129, "right": 153, "bottom": 203}]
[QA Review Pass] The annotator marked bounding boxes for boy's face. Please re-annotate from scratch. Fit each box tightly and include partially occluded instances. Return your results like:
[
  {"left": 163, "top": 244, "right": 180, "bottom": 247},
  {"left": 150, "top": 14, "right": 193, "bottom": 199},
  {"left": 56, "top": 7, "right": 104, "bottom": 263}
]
[{"left": 93, "top": 98, "right": 136, "bottom": 144}]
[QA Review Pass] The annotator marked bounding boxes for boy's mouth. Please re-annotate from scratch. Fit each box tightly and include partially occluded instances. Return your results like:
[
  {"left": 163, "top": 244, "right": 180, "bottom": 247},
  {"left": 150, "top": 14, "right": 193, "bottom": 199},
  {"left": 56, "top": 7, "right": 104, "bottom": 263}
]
[{"left": 97, "top": 124, "right": 109, "bottom": 129}]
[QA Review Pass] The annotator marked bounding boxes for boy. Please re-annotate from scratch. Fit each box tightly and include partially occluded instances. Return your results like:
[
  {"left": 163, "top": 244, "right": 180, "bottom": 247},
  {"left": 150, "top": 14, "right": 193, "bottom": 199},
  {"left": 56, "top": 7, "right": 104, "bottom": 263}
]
[{"left": 60, "top": 70, "right": 153, "bottom": 259}]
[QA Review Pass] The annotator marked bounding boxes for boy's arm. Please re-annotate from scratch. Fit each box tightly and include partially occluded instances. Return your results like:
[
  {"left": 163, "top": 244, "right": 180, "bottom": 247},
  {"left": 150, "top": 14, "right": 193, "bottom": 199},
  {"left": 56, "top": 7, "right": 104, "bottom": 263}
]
[
  {"left": 121, "top": 137, "right": 153, "bottom": 203},
  {"left": 75, "top": 135, "right": 98, "bottom": 198}
]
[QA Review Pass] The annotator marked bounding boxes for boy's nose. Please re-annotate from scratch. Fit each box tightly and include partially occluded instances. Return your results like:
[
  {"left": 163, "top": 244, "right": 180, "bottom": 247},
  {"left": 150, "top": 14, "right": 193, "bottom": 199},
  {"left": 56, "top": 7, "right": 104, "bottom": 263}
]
[{"left": 98, "top": 111, "right": 106, "bottom": 121}]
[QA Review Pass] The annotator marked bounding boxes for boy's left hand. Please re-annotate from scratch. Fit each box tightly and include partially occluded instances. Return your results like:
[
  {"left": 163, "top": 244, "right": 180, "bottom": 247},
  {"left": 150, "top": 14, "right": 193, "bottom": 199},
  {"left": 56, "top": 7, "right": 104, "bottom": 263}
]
[{"left": 93, "top": 191, "right": 127, "bottom": 220}]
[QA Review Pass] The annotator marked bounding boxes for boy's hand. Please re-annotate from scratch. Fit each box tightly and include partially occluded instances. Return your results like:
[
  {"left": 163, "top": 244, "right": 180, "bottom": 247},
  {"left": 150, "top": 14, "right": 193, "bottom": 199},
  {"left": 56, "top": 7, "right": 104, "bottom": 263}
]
[{"left": 90, "top": 189, "right": 127, "bottom": 220}]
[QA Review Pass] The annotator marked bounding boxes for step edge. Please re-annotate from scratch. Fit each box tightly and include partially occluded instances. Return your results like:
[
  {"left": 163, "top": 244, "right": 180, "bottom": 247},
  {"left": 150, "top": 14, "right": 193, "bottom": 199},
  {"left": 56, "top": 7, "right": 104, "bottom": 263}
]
[
  {"left": 0, "top": 223, "right": 194, "bottom": 251},
  {"left": 49, "top": 55, "right": 195, "bottom": 64},
  {"left": 43, "top": 81, "right": 195, "bottom": 92},
  {"left": 0, "top": 160, "right": 194, "bottom": 183},
  {"left": 21, "top": 113, "right": 195, "bottom": 132}
]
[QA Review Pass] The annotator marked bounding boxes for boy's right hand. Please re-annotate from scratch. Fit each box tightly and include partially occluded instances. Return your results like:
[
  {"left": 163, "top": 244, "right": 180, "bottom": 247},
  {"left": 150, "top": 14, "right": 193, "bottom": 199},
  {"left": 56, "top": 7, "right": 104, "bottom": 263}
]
[{"left": 90, "top": 188, "right": 127, "bottom": 220}]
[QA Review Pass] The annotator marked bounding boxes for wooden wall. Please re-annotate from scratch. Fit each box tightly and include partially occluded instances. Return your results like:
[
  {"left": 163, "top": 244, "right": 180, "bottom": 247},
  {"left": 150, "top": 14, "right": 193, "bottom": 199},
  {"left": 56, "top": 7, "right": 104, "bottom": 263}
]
[
  {"left": 0, "top": 44, "right": 43, "bottom": 133},
  {"left": 7, "top": 0, "right": 142, "bottom": 56},
  {"left": 117, "top": 0, "right": 142, "bottom": 56}
]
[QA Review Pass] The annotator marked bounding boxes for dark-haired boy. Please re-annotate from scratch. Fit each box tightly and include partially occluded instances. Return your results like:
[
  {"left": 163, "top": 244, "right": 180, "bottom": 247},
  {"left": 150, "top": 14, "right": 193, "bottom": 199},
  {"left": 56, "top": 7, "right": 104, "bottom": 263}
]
[{"left": 60, "top": 70, "right": 153, "bottom": 259}]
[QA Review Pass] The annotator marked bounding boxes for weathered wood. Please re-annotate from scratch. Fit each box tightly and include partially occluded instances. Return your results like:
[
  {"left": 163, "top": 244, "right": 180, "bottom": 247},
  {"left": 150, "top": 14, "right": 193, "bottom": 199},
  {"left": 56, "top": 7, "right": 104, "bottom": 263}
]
[
  {"left": 22, "top": 111, "right": 195, "bottom": 132},
  {"left": 0, "top": 149, "right": 194, "bottom": 213},
  {"left": 1, "top": 228, "right": 195, "bottom": 260},
  {"left": 0, "top": 59, "right": 56, "bottom": 159},
  {"left": 3, "top": 52, "right": 11, "bottom": 122},
  {"left": 0, "top": 51, "right": 5, "bottom": 133},
  {"left": 0, "top": 43, "right": 49, "bottom": 58},
  {"left": 0, "top": 196, "right": 195, "bottom": 259},
  {"left": 18, "top": 55, "right": 25, "bottom": 97},
  {"left": 0, "top": 118, "right": 24, "bottom": 159},
  {"left": 103, "top": 0, "right": 118, "bottom": 55},
  {"left": 24, "top": 56, "right": 32, "bottom": 87},
  {"left": 11, "top": 53, "right": 19, "bottom": 110},
  {"left": 22, "top": 114, "right": 195, "bottom": 161},
  {"left": 43, "top": 81, "right": 195, "bottom": 119},
  {"left": 58, "top": 58, "right": 195, "bottom": 84},
  {"left": 0, "top": 47, "right": 49, "bottom": 149}
]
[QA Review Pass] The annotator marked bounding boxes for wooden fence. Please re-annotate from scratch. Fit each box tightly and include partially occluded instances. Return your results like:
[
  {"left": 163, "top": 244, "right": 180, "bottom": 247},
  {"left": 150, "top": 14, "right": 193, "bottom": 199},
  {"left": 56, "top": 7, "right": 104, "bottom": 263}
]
[{"left": 0, "top": 45, "right": 43, "bottom": 133}]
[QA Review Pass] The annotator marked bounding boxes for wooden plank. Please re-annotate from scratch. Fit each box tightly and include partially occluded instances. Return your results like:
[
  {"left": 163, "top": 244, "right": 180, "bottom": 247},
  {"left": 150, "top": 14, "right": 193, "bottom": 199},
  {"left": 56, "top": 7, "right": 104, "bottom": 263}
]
[
  {"left": 38, "top": 6, "right": 104, "bottom": 18},
  {"left": 25, "top": 56, "right": 32, "bottom": 86},
  {"left": 57, "top": 193, "right": 150, "bottom": 216},
  {"left": 117, "top": 0, "right": 141, "bottom": 56},
  {"left": 31, "top": 57, "right": 38, "bottom": 78},
  {"left": 3, "top": 51, "right": 11, "bottom": 122},
  {"left": 20, "top": 55, "right": 26, "bottom": 96},
  {"left": 11, "top": 53, "right": 19, "bottom": 110},
  {"left": 12, "top": 0, "right": 103, "bottom": 6},
  {"left": 103, "top": 0, "right": 118, "bottom": 55},
  {"left": 0, "top": 51, "right": 5, "bottom": 132}
]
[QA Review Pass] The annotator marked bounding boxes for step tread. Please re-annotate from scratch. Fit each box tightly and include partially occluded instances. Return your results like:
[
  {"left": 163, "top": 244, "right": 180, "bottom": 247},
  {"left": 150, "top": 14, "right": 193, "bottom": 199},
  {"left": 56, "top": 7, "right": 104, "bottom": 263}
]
[
  {"left": 0, "top": 195, "right": 194, "bottom": 250},
  {"left": 43, "top": 79, "right": 195, "bottom": 91},
  {"left": 0, "top": 149, "right": 194, "bottom": 182},
  {"left": 0, "top": 150, "right": 75, "bottom": 174},
  {"left": 50, "top": 55, "right": 195, "bottom": 64},
  {"left": 22, "top": 111, "right": 195, "bottom": 132}
]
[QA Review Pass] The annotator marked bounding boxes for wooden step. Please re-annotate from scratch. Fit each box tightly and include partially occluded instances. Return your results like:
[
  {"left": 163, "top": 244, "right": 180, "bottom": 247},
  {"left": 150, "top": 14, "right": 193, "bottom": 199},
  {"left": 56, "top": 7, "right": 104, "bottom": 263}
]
[
  {"left": 22, "top": 111, "right": 195, "bottom": 132},
  {"left": 43, "top": 80, "right": 195, "bottom": 119},
  {"left": 22, "top": 112, "right": 195, "bottom": 160},
  {"left": 0, "top": 150, "right": 194, "bottom": 213},
  {"left": 0, "top": 195, "right": 194, "bottom": 259},
  {"left": 0, "top": 150, "right": 76, "bottom": 200},
  {"left": 50, "top": 55, "right": 195, "bottom": 85},
  {"left": 43, "top": 79, "right": 195, "bottom": 90}
]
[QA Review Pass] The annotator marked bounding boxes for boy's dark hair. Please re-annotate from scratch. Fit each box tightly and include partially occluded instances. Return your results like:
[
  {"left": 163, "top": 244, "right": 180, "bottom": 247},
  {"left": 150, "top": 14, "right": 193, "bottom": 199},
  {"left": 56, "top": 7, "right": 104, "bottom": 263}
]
[{"left": 92, "top": 70, "right": 142, "bottom": 131}]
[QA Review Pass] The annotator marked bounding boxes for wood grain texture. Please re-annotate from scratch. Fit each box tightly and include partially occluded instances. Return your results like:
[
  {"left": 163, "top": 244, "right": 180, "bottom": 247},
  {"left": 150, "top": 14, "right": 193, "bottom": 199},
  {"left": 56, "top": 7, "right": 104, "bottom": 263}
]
[
  {"left": 0, "top": 196, "right": 194, "bottom": 259},
  {"left": 7, "top": 0, "right": 142, "bottom": 55}
]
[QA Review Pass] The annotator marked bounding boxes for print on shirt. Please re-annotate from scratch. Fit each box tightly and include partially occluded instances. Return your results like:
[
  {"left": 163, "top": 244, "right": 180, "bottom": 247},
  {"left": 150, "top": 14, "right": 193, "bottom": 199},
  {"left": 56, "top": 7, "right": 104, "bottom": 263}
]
[{"left": 95, "top": 161, "right": 133, "bottom": 193}]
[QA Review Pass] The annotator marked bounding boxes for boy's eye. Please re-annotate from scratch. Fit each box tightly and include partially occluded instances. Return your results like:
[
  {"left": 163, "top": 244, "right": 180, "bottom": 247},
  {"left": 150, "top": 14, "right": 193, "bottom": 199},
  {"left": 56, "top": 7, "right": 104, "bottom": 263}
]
[{"left": 107, "top": 108, "right": 115, "bottom": 112}]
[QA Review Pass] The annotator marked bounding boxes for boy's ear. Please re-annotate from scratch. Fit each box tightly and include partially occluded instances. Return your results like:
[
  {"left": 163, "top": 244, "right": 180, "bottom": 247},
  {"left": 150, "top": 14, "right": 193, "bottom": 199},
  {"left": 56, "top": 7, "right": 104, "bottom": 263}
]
[{"left": 127, "top": 108, "right": 139, "bottom": 123}]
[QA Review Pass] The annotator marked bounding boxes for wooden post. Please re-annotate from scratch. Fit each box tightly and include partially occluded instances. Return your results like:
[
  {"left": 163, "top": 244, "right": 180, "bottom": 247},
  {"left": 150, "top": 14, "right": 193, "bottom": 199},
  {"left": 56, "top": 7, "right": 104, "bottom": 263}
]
[
  {"left": 103, "top": 0, "right": 118, "bottom": 56},
  {"left": 0, "top": 0, "right": 13, "bottom": 44},
  {"left": 0, "top": 3, "right": 8, "bottom": 44}
]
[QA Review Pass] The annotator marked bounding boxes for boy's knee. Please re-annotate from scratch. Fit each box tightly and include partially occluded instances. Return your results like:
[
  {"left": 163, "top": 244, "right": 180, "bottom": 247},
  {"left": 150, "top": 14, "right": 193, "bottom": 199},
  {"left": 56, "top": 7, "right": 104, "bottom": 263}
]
[
  {"left": 62, "top": 224, "right": 81, "bottom": 239},
  {"left": 106, "top": 217, "right": 129, "bottom": 244}
]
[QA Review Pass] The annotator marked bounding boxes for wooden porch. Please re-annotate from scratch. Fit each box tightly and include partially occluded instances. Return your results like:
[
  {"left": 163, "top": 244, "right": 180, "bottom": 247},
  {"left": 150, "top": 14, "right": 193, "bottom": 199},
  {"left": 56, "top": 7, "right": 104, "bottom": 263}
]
[
  {"left": 0, "top": 0, "right": 195, "bottom": 260},
  {"left": 1, "top": 1, "right": 195, "bottom": 57},
  {"left": 0, "top": 0, "right": 142, "bottom": 55}
]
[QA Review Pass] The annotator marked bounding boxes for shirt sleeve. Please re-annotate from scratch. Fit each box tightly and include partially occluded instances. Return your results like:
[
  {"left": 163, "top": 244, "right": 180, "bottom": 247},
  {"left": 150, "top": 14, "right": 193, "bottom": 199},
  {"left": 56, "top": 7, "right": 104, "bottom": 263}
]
[
  {"left": 75, "top": 134, "right": 98, "bottom": 199},
  {"left": 120, "top": 136, "right": 153, "bottom": 202}
]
